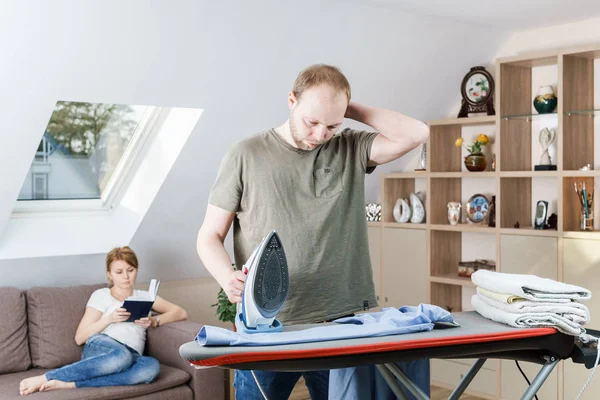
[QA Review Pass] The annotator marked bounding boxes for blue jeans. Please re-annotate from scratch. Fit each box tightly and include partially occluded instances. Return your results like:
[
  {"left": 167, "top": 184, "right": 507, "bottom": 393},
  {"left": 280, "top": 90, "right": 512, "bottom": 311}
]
[
  {"left": 329, "top": 359, "right": 430, "bottom": 400},
  {"left": 45, "top": 334, "right": 160, "bottom": 388},
  {"left": 234, "top": 369, "right": 329, "bottom": 400}
]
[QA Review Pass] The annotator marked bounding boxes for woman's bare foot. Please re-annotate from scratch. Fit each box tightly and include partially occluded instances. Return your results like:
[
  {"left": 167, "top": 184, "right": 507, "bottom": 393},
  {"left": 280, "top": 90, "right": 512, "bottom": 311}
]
[
  {"left": 40, "top": 380, "right": 76, "bottom": 392},
  {"left": 19, "top": 374, "right": 47, "bottom": 396}
]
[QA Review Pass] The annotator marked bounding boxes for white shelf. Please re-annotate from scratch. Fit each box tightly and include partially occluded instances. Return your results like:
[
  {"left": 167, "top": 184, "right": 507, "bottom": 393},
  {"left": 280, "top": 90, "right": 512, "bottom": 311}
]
[
  {"left": 430, "top": 273, "right": 476, "bottom": 288},
  {"left": 430, "top": 172, "right": 497, "bottom": 178},
  {"left": 499, "top": 228, "right": 559, "bottom": 237},
  {"left": 430, "top": 224, "right": 496, "bottom": 233},
  {"left": 428, "top": 116, "right": 496, "bottom": 126},
  {"left": 383, "top": 222, "right": 427, "bottom": 229},
  {"left": 562, "top": 231, "right": 600, "bottom": 239},
  {"left": 498, "top": 171, "right": 559, "bottom": 178},
  {"left": 384, "top": 172, "right": 428, "bottom": 179},
  {"left": 562, "top": 170, "right": 600, "bottom": 177}
]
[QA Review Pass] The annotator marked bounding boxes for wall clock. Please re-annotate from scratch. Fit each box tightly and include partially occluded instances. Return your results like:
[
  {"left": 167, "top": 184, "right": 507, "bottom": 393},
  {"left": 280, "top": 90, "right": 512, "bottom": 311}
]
[{"left": 457, "top": 66, "right": 495, "bottom": 118}]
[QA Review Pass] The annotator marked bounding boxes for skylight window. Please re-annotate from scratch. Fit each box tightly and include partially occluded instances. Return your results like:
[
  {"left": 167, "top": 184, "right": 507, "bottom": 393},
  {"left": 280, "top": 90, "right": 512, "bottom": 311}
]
[{"left": 17, "top": 101, "right": 157, "bottom": 205}]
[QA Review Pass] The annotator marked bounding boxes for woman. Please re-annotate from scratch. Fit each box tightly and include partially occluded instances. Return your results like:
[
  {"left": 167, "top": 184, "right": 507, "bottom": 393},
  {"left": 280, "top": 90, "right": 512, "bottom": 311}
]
[{"left": 19, "top": 246, "right": 188, "bottom": 396}]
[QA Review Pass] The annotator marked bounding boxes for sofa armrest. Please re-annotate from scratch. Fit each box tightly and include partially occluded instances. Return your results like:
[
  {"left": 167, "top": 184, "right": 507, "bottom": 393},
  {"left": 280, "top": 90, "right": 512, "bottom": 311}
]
[{"left": 146, "top": 321, "right": 227, "bottom": 400}]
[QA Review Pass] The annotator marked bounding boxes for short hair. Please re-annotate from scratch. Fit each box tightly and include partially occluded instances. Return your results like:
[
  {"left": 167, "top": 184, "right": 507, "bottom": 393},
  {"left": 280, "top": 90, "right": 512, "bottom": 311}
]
[{"left": 292, "top": 64, "right": 351, "bottom": 103}]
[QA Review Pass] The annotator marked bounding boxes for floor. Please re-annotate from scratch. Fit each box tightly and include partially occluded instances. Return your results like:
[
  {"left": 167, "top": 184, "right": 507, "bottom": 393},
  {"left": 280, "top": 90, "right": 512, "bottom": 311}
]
[{"left": 287, "top": 378, "right": 486, "bottom": 399}]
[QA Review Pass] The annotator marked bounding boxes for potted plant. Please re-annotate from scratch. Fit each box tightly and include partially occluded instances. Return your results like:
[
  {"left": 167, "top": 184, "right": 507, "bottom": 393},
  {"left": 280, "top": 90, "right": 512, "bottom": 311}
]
[
  {"left": 455, "top": 133, "right": 490, "bottom": 172},
  {"left": 211, "top": 264, "right": 238, "bottom": 330}
]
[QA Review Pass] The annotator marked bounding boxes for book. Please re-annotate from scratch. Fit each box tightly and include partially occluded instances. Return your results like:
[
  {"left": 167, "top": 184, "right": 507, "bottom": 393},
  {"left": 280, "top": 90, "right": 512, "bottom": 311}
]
[{"left": 122, "top": 279, "right": 160, "bottom": 323}]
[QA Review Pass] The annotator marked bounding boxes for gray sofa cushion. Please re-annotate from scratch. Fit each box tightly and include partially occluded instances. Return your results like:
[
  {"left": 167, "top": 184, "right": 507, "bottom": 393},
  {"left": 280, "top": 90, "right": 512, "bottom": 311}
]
[
  {"left": 0, "top": 287, "right": 31, "bottom": 374},
  {"left": 0, "top": 364, "right": 190, "bottom": 399},
  {"left": 26, "top": 284, "right": 104, "bottom": 369}
]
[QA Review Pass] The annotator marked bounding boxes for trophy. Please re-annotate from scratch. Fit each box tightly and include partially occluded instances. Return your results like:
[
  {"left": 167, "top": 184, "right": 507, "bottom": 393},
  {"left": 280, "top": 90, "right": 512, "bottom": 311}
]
[
  {"left": 534, "top": 127, "right": 557, "bottom": 171},
  {"left": 415, "top": 143, "right": 426, "bottom": 171}
]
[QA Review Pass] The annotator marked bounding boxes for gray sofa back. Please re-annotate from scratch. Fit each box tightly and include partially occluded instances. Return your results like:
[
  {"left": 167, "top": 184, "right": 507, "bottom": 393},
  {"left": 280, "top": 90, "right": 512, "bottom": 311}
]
[
  {"left": 26, "top": 283, "right": 105, "bottom": 369},
  {"left": 0, "top": 287, "right": 31, "bottom": 374}
]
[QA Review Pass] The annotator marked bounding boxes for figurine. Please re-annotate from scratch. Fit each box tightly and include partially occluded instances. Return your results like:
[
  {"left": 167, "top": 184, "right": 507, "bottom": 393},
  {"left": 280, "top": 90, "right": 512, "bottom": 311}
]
[{"left": 546, "top": 213, "right": 558, "bottom": 230}]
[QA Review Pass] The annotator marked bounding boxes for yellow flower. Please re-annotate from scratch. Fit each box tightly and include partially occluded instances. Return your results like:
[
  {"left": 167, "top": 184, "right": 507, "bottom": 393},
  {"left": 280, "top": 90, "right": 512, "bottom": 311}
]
[
  {"left": 477, "top": 134, "right": 489, "bottom": 144},
  {"left": 455, "top": 138, "right": 464, "bottom": 147}
]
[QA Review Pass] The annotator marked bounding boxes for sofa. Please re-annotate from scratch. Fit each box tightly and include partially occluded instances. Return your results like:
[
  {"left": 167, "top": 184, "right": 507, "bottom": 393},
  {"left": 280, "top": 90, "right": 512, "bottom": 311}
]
[{"left": 0, "top": 284, "right": 227, "bottom": 399}]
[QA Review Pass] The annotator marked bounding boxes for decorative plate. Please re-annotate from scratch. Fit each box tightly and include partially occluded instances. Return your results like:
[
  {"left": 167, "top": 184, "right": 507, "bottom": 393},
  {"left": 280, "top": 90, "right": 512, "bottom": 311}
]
[{"left": 465, "top": 194, "right": 489, "bottom": 224}]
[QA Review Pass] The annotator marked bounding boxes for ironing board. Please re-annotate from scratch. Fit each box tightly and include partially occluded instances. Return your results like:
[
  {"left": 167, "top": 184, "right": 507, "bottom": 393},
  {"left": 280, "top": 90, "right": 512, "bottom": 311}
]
[{"left": 179, "top": 311, "right": 599, "bottom": 400}]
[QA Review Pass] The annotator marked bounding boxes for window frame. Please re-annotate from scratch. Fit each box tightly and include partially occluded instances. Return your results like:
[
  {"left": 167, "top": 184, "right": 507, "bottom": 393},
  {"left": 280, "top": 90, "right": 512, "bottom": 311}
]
[{"left": 12, "top": 106, "right": 164, "bottom": 216}]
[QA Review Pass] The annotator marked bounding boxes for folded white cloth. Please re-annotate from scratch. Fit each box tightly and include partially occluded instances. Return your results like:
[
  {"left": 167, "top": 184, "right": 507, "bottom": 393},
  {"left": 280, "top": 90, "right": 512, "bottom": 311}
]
[
  {"left": 476, "top": 287, "right": 525, "bottom": 304},
  {"left": 471, "top": 294, "right": 585, "bottom": 336},
  {"left": 471, "top": 270, "right": 591, "bottom": 302},
  {"left": 476, "top": 289, "right": 590, "bottom": 324}
]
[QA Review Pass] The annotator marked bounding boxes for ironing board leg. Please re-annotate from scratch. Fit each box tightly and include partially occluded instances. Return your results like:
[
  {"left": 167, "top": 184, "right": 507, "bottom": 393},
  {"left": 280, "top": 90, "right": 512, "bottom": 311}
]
[
  {"left": 520, "top": 357, "right": 560, "bottom": 400},
  {"left": 448, "top": 358, "right": 487, "bottom": 400},
  {"left": 384, "top": 363, "right": 430, "bottom": 400},
  {"left": 375, "top": 365, "right": 409, "bottom": 400}
]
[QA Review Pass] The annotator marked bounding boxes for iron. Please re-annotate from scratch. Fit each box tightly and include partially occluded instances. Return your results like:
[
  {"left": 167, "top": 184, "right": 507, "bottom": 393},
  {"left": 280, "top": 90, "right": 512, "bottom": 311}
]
[{"left": 235, "top": 230, "right": 290, "bottom": 334}]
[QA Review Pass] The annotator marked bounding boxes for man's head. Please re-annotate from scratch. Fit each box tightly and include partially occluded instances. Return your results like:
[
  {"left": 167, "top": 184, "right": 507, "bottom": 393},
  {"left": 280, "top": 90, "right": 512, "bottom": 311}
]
[{"left": 287, "top": 64, "right": 351, "bottom": 150}]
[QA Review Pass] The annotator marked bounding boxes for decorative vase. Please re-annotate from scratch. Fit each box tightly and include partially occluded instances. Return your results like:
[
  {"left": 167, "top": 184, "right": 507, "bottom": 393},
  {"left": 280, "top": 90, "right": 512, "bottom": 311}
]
[
  {"left": 464, "top": 153, "right": 487, "bottom": 172},
  {"left": 447, "top": 202, "right": 461, "bottom": 225},
  {"left": 410, "top": 192, "right": 425, "bottom": 223},
  {"left": 393, "top": 199, "right": 411, "bottom": 223},
  {"left": 533, "top": 85, "right": 557, "bottom": 114}
]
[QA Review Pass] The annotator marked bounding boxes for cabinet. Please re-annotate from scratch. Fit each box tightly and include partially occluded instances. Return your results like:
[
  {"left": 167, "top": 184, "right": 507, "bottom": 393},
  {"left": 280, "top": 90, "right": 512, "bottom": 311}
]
[
  {"left": 382, "top": 228, "right": 427, "bottom": 308},
  {"left": 367, "top": 224, "right": 382, "bottom": 310}
]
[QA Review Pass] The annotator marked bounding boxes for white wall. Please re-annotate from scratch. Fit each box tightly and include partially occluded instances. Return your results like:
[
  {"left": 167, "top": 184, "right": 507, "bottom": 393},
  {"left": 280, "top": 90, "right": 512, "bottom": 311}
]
[{"left": 0, "top": 0, "right": 509, "bottom": 290}]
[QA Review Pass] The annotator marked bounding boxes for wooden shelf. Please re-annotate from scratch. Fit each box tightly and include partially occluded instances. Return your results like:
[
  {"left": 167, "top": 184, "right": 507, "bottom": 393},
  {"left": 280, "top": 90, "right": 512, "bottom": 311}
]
[
  {"left": 430, "top": 172, "right": 497, "bottom": 178},
  {"left": 499, "top": 228, "right": 559, "bottom": 237},
  {"left": 562, "top": 231, "right": 600, "bottom": 239},
  {"left": 428, "top": 115, "right": 496, "bottom": 126},
  {"left": 382, "top": 172, "right": 427, "bottom": 179},
  {"left": 377, "top": 44, "right": 600, "bottom": 400},
  {"left": 562, "top": 170, "right": 600, "bottom": 177},
  {"left": 383, "top": 171, "right": 567, "bottom": 178},
  {"left": 498, "top": 171, "right": 559, "bottom": 178},
  {"left": 430, "top": 224, "right": 496, "bottom": 233},
  {"left": 367, "top": 221, "right": 381, "bottom": 227},
  {"left": 383, "top": 222, "right": 427, "bottom": 229},
  {"left": 430, "top": 273, "right": 475, "bottom": 288},
  {"left": 496, "top": 51, "right": 558, "bottom": 67}
]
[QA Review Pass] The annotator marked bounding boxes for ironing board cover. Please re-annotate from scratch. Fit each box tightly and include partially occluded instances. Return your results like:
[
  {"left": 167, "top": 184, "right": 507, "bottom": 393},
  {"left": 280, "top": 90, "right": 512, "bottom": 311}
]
[{"left": 180, "top": 312, "right": 571, "bottom": 369}]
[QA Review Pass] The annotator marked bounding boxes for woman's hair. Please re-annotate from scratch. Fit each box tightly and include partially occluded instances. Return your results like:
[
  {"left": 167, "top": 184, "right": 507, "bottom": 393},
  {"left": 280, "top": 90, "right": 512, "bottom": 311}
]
[
  {"left": 292, "top": 64, "right": 351, "bottom": 103},
  {"left": 106, "top": 246, "right": 139, "bottom": 287}
]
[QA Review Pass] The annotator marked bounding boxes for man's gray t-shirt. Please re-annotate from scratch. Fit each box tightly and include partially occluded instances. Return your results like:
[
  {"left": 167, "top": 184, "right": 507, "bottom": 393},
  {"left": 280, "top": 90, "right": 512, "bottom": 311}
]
[{"left": 208, "top": 128, "right": 379, "bottom": 324}]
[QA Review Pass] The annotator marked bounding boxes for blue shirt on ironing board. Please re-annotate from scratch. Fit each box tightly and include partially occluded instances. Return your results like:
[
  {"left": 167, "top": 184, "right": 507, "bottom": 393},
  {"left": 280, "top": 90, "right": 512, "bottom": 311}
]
[{"left": 196, "top": 304, "right": 456, "bottom": 347}]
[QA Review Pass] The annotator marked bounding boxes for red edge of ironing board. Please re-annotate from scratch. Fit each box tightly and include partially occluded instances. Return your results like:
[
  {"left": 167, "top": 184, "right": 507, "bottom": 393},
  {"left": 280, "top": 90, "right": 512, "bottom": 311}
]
[{"left": 189, "top": 327, "right": 557, "bottom": 367}]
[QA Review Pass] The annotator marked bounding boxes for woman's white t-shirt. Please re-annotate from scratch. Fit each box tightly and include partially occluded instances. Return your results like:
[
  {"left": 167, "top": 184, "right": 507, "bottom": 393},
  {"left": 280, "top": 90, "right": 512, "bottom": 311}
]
[{"left": 86, "top": 288, "right": 149, "bottom": 355}]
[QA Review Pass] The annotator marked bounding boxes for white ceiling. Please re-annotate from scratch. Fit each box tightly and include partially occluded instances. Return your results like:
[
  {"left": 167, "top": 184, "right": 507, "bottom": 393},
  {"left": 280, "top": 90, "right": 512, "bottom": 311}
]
[{"left": 350, "top": 0, "right": 600, "bottom": 30}]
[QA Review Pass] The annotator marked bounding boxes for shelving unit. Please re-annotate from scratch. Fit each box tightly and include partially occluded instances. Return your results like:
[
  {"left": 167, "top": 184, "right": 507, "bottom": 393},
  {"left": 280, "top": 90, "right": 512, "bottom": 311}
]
[{"left": 369, "top": 43, "right": 600, "bottom": 400}]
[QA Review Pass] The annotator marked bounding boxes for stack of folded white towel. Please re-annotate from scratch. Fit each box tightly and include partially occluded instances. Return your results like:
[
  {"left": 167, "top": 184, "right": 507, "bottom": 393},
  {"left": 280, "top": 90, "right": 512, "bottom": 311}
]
[{"left": 470, "top": 270, "right": 592, "bottom": 336}]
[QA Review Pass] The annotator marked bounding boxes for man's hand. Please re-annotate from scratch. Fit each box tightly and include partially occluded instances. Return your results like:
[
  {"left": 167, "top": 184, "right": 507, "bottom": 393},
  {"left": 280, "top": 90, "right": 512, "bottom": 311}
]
[
  {"left": 344, "top": 102, "right": 360, "bottom": 120},
  {"left": 222, "top": 269, "right": 247, "bottom": 303}
]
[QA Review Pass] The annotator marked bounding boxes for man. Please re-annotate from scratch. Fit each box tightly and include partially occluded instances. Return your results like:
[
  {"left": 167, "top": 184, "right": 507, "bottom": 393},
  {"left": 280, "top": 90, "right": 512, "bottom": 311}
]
[{"left": 197, "top": 64, "right": 429, "bottom": 399}]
